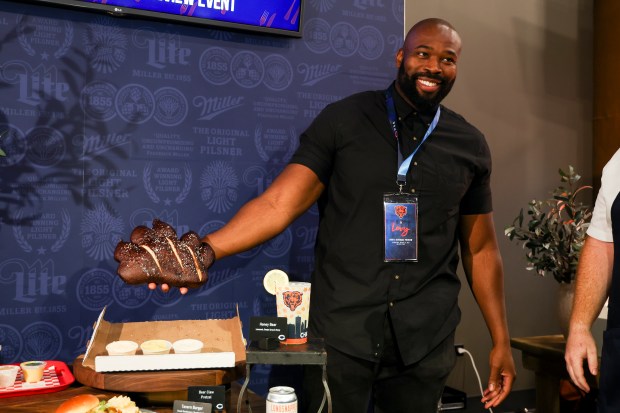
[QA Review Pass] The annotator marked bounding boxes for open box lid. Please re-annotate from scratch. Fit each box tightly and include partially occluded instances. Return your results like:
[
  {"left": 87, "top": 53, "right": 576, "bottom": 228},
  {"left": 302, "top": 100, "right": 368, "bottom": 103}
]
[{"left": 82, "top": 306, "right": 246, "bottom": 373}]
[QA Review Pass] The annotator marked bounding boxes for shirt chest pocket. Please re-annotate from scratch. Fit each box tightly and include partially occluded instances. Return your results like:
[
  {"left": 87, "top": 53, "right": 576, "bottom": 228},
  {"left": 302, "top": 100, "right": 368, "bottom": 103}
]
[{"left": 412, "top": 156, "right": 471, "bottom": 218}]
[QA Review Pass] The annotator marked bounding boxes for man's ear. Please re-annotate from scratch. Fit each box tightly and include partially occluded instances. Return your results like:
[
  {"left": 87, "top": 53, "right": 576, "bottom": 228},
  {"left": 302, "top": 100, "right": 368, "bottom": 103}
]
[{"left": 395, "top": 48, "right": 404, "bottom": 68}]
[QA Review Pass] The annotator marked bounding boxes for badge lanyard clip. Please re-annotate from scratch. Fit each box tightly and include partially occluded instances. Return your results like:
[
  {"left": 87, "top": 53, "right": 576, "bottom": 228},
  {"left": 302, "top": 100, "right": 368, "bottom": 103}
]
[{"left": 385, "top": 88, "right": 440, "bottom": 189}]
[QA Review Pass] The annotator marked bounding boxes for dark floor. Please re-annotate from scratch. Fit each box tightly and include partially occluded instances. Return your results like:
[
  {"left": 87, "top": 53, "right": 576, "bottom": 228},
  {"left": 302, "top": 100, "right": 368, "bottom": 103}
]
[
  {"left": 448, "top": 387, "right": 599, "bottom": 413},
  {"left": 441, "top": 389, "right": 536, "bottom": 413}
]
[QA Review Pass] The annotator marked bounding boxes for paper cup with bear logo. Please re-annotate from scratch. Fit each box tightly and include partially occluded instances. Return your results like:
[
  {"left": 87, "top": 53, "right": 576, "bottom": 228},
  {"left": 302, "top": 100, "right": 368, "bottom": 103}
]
[{"left": 275, "top": 281, "right": 311, "bottom": 344}]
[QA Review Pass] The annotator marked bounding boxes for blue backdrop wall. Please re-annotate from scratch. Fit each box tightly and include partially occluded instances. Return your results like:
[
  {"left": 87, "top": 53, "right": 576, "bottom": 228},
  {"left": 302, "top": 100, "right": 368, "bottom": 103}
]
[{"left": 0, "top": 0, "right": 403, "bottom": 394}]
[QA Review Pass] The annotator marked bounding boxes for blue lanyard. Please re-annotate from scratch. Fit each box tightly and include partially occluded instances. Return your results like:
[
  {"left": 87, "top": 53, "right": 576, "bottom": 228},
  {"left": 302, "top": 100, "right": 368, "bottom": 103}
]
[{"left": 385, "top": 88, "right": 440, "bottom": 190}]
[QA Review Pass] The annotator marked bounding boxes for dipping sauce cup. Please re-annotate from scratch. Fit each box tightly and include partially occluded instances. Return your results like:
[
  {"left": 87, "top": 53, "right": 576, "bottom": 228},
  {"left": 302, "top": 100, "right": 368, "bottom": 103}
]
[
  {"left": 172, "top": 339, "right": 204, "bottom": 354},
  {"left": 0, "top": 365, "right": 20, "bottom": 387},
  {"left": 140, "top": 339, "right": 172, "bottom": 355},
  {"left": 106, "top": 340, "right": 139, "bottom": 356},
  {"left": 20, "top": 361, "right": 46, "bottom": 383}
]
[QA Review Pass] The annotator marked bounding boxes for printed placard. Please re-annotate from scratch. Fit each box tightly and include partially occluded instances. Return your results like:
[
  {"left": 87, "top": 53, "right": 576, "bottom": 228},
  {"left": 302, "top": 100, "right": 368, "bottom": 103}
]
[
  {"left": 249, "top": 316, "right": 287, "bottom": 341},
  {"left": 173, "top": 400, "right": 212, "bottom": 413},
  {"left": 188, "top": 386, "right": 226, "bottom": 411}
]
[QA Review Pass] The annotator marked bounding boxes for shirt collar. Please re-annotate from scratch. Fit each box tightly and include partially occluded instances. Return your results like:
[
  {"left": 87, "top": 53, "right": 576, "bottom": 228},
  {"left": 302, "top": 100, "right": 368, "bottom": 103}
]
[{"left": 389, "top": 82, "right": 438, "bottom": 124}]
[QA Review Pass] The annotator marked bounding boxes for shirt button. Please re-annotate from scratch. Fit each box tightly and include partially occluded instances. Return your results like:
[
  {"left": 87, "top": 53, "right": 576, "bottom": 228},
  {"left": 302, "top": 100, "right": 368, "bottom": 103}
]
[
  {"left": 374, "top": 352, "right": 379, "bottom": 357},
  {"left": 410, "top": 188, "right": 415, "bottom": 193},
  {"left": 413, "top": 161, "right": 417, "bottom": 166},
  {"left": 412, "top": 136, "right": 417, "bottom": 141},
  {"left": 376, "top": 343, "right": 381, "bottom": 348},
  {"left": 394, "top": 274, "right": 400, "bottom": 280},
  {"left": 389, "top": 302, "right": 394, "bottom": 307}
]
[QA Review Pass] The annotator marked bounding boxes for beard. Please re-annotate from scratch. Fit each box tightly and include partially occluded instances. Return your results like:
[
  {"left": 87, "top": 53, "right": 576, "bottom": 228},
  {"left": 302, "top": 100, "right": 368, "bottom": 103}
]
[{"left": 397, "top": 64, "right": 454, "bottom": 112}]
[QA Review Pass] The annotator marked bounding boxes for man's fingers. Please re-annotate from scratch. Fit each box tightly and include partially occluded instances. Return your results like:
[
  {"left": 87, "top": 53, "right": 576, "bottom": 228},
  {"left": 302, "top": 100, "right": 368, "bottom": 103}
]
[
  {"left": 149, "top": 282, "right": 184, "bottom": 294},
  {"left": 586, "top": 347, "right": 599, "bottom": 377},
  {"left": 481, "top": 367, "right": 514, "bottom": 408},
  {"left": 566, "top": 355, "right": 590, "bottom": 392}
]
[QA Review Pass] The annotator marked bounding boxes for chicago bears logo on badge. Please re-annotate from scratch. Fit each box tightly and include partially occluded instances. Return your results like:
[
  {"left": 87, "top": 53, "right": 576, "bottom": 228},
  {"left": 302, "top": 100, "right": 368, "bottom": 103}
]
[
  {"left": 394, "top": 205, "right": 407, "bottom": 219},
  {"left": 283, "top": 291, "right": 303, "bottom": 311}
]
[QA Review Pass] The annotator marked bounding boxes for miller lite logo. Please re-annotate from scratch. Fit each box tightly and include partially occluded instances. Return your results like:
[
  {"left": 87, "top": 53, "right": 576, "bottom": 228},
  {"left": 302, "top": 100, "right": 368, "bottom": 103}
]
[
  {"left": 283, "top": 291, "right": 303, "bottom": 311},
  {"left": 394, "top": 205, "right": 407, "bottom": 219}
]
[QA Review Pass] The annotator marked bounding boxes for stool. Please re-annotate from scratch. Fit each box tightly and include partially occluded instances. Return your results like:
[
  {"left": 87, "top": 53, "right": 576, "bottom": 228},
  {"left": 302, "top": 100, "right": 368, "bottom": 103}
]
[{"left": 237, "top": 337, "right": 332, "bottom": 413}]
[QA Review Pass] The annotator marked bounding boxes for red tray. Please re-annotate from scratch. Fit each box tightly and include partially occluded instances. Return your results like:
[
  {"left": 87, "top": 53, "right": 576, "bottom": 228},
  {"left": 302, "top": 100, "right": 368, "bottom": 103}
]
[{"left": 0, "top": 360, "right": 75, "bottom": 399}]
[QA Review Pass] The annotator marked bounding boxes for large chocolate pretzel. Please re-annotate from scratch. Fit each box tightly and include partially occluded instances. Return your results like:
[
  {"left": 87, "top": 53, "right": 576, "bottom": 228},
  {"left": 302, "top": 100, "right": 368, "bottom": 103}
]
[{"left": 114, "top": 219, "right": 214, "bottom": 288}]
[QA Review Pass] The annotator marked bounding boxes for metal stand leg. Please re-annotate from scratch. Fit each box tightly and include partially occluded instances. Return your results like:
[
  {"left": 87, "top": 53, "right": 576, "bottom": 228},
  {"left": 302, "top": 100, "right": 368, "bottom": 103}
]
[
  {"left": 237, "top": 364, "right": 251, "bottom": 413},
  {"left": 322, "top": 363, "right": 332, "bottom": 413}
]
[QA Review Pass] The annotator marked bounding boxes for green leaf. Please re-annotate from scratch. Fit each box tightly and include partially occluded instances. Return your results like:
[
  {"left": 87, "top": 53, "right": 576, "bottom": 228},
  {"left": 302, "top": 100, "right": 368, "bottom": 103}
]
[{"left": 504, "top": 166, "right": 592, "bottom": 283}]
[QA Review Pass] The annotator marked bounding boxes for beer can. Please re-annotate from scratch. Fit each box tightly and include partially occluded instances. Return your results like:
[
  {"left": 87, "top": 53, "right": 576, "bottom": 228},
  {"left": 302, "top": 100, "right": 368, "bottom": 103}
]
[{"left": 266, "top": 386, "right": 297, "bottom": 413}]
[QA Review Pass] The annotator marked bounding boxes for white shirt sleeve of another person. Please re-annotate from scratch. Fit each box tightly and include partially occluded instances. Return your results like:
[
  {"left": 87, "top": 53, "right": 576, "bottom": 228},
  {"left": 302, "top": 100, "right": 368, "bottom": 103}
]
[{"left": 587, "top": 148, "right": 620, "bottom": 243}]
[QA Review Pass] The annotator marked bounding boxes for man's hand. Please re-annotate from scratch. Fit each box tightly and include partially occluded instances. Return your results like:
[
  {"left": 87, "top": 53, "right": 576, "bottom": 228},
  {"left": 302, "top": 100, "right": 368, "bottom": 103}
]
[
  {"left": 148, "top": 282, "right": 188, "bottom": 295},
  {"left": 114, "top": 219, "right": 214, "bottom": 289},
  {"left": 480, "top": 344, "right": 516, "bottom": 409},
  {"left": 565, "top": 327, "right": 598, "bottom": 392}
]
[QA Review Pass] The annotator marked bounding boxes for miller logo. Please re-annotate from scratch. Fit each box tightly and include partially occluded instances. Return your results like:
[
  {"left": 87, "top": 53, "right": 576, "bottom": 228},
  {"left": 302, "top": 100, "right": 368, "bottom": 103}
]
[
  {"left": 115, "top": 83, "right": 155, "bottom": 124},
  {"left": 309, "top": 0, "right": 336, "bottom": 12},
  {"left": 0, "top": 258, "right": 66, "bottom": 304},
  {"left": 358, "top": 26, "right": 384, "bottom": 61},
  {"left": 200, "top": 161, "right": 239, "bottom": 214},
  {"left": 132, "top": 30, "right": 190, "bottom": 70},
  {"left": 0, "top": 61, "right": 69, "bottom": 106},
  {"left": 254, "top": 124, "right": 297, "bottom": 163},
  {"left": 330, "top": 22, "right": 359, "bottom": 58},
  {"left": 199, "top": 47, "right": 232, "bottom": 85},
  {"left": 26, "top": 126, "right": 66, "bottom": 168},
  {"left": 353, "top": 0, "right": 385, "bottom": 10},
  {"left": 153, "top": 86, "right": 188, "bottom": 126},
  {"left": 0, "top": 125, "right": 27, "bottom": 167},
  {"left": 0, "top": 325, "right": 22, "bottom": 363},
  {"left": 394, "top": 205, "right": 407, "bottom": 219},
  {"left": 298, "top": 63, "right": 341, "bottom": 86},
  {"left": 263, "top": 54, "right": 293, "bottom": 91},
  {"left": 13, "top": 209, "right": 71, "bottom": 254},
  {"left": 16, "top": 15, "right": 73, "bottom": 60},
  {"left": 392, "top": 0, "right": 404, "bottom": 25},
  {"left": 283, "top": 291, "right": 303, "bottom": 311},
  {"left": 81, "top": 204, "right": 125, "bottom": 261},
  {"left": 230, "top": 51, "right": 264, "bottom": 89},
  {"left": 83, "top": 17, "right": 128, "bottom": 74},
  {"left": 21, "top": 321, "right": 62, "bottom": 360},
  {"left": 194, "top": 95, "right": 244, "bottom": 121},
  {"left": 143, "top": 162, "right": 192, "bottom": 205},
  {"left": 303, "top": 18, "right": 331, "bottom": 54}
]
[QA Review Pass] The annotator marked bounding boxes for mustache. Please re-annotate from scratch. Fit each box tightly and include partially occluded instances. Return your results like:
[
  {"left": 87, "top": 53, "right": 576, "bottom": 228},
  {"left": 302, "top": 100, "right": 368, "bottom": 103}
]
[{"left": 412, "top": 72, "right": 445, "bottom": 83}]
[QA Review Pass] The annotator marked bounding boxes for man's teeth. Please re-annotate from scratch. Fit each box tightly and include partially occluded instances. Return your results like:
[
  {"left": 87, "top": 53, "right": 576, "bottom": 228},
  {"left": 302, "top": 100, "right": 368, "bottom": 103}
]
[{"left": 419, "top": 79, "right": 438, "bottom": 87}]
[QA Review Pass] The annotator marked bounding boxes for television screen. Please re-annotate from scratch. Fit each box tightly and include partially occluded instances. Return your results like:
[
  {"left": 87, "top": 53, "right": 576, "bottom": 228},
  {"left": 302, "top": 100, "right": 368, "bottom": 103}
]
[{"left": 21, "top": 0, "right": 304, "bottom": 37}]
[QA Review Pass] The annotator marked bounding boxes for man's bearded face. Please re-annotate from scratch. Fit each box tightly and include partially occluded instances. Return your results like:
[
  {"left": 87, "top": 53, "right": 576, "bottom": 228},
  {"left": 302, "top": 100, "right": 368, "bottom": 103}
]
[{"left": 397, "top": 63, "right": 455, "bottom": 111}]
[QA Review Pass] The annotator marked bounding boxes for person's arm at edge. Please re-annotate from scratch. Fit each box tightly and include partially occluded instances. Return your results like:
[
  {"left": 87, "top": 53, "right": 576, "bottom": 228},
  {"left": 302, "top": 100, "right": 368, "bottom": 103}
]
[
  {"left": 459, "top": 212, "right": 516, "bottom": 408},
  {"left": 150, "top": 163, "right": 325, "bottom": 293},
  {"left": 564, "top": 235, "right": 613, "bottom": 392}
]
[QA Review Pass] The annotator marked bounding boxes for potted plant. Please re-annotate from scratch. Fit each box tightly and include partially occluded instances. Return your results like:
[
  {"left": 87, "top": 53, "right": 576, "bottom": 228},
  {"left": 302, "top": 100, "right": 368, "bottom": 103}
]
[
  {"left": 504, "top": 166, "right": 593, "bottom": 335},
  {"left": 0, "top": 129, "right": 6, "bottom": 156}
]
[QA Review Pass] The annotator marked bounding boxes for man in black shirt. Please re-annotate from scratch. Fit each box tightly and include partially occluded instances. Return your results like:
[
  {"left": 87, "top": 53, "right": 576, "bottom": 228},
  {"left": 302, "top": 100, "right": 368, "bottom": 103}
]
[{"left": 119, "top": 17, "right": 516, "bottom": 412}]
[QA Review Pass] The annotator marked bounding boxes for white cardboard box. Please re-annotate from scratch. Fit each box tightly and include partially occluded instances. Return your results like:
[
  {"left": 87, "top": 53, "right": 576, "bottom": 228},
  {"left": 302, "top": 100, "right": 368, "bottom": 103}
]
[{"left": 82, "top": 307, "right": 246, "bottom": 373}]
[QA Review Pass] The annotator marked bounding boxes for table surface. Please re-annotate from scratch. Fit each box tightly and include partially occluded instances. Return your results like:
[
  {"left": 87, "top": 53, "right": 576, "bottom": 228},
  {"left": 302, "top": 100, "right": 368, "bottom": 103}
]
[
  {"left": 510, "top": 334, "right": 566, "bottom": 358},
  {"left": 246, "top": 338, "right": 327, "bottom": 365},
  {"left": 0, "top": 376, "right": 264, "bottom": 413}
]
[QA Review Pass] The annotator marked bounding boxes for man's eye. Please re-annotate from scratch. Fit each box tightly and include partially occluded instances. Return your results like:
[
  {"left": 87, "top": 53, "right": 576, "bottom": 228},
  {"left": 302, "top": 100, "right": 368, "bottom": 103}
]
[{"left": 416, "top": 52, "right": 428, "bottom": 58}]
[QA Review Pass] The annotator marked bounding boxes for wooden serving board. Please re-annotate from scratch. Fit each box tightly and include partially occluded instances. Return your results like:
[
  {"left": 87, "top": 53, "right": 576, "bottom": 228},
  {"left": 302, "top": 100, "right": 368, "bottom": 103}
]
[{"left": 72, "top": 355, "right": 244, "bottom": 392}]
